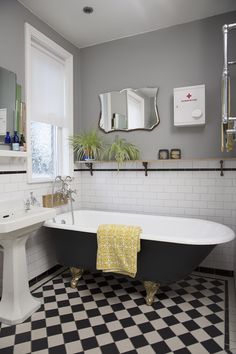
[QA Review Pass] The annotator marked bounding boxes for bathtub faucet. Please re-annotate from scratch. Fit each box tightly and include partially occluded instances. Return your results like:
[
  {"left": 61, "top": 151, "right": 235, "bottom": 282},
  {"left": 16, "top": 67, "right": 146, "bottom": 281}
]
[
  {"left": 61, "top": 177, "right": 76, "bottom": 225},
  {"left": 60, "top": 176, "right": 77, "bottom": 201},
  {"left": 64, "top": 187, "right": 77, "bottom": 202},
  {"left": 52, "top": 175, "right": 76, "bottom": 225}
]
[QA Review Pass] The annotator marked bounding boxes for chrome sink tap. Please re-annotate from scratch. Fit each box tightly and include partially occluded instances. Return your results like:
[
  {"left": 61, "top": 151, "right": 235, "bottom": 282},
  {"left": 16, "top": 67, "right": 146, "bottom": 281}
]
[
  {"left": 24, "top": 199, "right": 31, "bottom": 211},
  {"left": 30, "top": 192, "right": 40, "bottom": 207}
]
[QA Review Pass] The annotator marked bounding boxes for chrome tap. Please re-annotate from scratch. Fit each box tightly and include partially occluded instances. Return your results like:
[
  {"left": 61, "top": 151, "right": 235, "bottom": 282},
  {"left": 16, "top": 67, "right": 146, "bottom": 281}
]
[
  {"left": 24, "top": 192, "right": 40, "bottom": 211},
  {"left": 24, "top": 199, "right": 31, "bottom": 211},
  {"left": 30, "top": 192, "right": 40, "bottom": 207},
  {"left": 51, "top": 175, "right": 76, "bottom": 224},
  {"left": 60, "top": 177, "right": 76, "bottom": 225},
  {"left": 61, "top": 179, "right": 76, "bottom": 201},
  {"left": 51, "top": 175, "right": 63, "bottom": 222}
]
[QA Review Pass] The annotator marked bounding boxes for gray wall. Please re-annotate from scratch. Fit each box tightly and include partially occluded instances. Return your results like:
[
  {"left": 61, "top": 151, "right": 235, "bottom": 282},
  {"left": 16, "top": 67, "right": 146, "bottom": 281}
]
[
  {"left": 1, "top": 1, "right": 236, "bottom": 159},
  {"left": 80, "top": 11, "right": 236, "bottom": 159},
  {"left": 0, "top": 0, "right": 81, "bottom": 133}
]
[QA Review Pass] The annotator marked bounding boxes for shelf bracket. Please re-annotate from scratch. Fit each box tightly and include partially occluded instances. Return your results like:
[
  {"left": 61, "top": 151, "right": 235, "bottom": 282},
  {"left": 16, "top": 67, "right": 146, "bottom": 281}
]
[
  {"left": 220, "top": 160, "right": 224, "bottom": 177},
  {"left": 85, "top": 162, "right": 93, "bottom": 176},
  {"left": 142, "top": 162, "right": 148, "bottom": 177}
]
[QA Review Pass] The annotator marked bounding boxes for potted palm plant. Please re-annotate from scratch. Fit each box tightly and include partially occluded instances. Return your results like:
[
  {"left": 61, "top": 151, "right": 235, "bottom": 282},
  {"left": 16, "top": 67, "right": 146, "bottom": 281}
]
[
  {"left": 104, "top": 136, "right": 140, "bottom": 170},
  {"left": 69, "top": 130, "right": 104, "bottom": 161}
]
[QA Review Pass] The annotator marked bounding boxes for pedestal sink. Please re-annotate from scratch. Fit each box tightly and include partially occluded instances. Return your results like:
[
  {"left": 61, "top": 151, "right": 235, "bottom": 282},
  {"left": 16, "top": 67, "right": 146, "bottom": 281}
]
[{"left": 0, "top": 199, "right": 56, "bottom": 325}]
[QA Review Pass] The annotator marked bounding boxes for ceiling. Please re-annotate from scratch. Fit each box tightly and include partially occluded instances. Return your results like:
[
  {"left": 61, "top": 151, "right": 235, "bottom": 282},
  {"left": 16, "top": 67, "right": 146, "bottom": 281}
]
[{"left": 18, "top": 0, "right": 236, "bottom": 48}]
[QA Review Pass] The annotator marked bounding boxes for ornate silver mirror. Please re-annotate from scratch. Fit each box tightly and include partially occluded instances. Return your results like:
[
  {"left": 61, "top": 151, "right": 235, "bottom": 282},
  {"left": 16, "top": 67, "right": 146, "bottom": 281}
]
[{"left": 99, "top": 87, "right": 160, "bottom": 133}]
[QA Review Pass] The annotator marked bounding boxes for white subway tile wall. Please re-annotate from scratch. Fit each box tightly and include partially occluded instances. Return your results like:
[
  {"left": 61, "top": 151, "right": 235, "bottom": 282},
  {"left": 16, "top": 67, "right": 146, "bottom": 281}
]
[
  {"left": 79, "top": 160, "right": 236, "bottom": 273},
  {"left": 0, "top": 158, "right": 235, "bottom": 294},
  {"left": 0, "top": 158, "right": 81, "bottom": 294}
]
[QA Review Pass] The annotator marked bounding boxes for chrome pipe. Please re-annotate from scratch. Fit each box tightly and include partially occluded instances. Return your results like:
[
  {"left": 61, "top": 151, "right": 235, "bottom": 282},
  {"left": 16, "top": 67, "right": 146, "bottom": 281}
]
[
  {"left": 69, "top": 197, "right": 75, "bottom": 225},
  {"left": 51, "top": 175, "right": 62, "bottom": 222},
  {"left": 226, "top": 129, "right": 236, "bottom": 134},
  {"left": 64, "top": 176, "right": 75, "bottom": 225},
  {"left": 228, "top": 60, "right": 236, "bottom": 66},
  {"left": 51, "top": 175, "right": 76, "bottom": 225},
  {"left": 227, "top": 23, "right": 236, "bottom": 31},
  {"left": 65, "top": 175, "right": 73, "bottom": 182},
  {"left": 222, "top": 25, "right": 229, "bottom": 124}
]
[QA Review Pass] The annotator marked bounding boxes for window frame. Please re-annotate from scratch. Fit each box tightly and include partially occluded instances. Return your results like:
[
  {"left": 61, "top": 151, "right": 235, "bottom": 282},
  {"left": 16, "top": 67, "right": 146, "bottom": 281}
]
[{"left": 25, "top": 23, "right": 74, "bottom": 183}]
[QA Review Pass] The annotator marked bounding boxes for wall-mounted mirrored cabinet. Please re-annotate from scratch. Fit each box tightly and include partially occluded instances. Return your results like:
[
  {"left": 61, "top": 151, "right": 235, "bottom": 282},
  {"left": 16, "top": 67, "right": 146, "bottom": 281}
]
[
  {"left": 0, "top": 66, "right": 27, "bottom": 157},
  {"left": 0, "top": 66, "right": 16, "bottom": 139},
  {"left": 99, "top": 87, "right": 160, "bottom": 133}
]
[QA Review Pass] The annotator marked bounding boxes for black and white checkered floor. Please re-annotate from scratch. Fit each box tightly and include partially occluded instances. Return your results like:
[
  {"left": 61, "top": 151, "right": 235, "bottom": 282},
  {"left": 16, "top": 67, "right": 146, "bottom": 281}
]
[{"left": 0, "top": 269, "right": 232, "bottom": 354}]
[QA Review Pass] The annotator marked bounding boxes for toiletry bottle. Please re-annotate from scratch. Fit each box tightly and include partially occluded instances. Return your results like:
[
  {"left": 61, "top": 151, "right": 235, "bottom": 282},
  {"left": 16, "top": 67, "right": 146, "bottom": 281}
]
[
  {"left": 19, "top": 134, "right": 26, "bottom": 152},
  {"left": 4, "top": 132, "right": 11, "bottom": 144},
  {"left": 12, "top": 131, "right": 20, "bottom": 151}
]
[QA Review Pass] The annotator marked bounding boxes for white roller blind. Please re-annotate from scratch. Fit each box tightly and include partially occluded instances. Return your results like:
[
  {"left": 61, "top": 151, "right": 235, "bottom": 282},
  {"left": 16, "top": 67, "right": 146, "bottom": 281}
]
[{"left": 31, "top": 42, "right": 66, "bottom": 127}]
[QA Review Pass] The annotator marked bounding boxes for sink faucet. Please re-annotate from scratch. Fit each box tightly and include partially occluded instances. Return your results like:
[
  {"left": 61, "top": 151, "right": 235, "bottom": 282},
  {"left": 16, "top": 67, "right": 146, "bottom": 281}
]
[
  {"left": 24, "top": 199, "right": 31, "bottom": 211},
  {"left": 30, "top": 192, "right": 40, "bottom": 207},
  {"left": 25, "top": 192, "right": 40, "bottom": 211}
]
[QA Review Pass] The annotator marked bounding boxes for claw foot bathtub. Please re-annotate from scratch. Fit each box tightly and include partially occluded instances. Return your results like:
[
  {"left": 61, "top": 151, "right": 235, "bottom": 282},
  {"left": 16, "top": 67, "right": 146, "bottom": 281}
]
[{"left": 44, "top": 210, "right": 234, "bottom": 305}]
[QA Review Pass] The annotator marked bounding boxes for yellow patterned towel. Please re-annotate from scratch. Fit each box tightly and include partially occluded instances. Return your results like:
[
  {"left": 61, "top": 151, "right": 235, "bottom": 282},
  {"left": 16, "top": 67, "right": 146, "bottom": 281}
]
[{"left": 96, "top": 224, "right": 142, "bottom": 278}]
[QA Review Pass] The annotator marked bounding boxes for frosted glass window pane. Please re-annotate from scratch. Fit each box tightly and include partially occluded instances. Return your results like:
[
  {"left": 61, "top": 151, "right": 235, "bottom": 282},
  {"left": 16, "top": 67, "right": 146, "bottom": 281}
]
[
  {"left": 31, "top": 44, "right": 65, "bottom": 126},
  {"left": 31, "top": 122, "right": 55, "bottom": 179}
]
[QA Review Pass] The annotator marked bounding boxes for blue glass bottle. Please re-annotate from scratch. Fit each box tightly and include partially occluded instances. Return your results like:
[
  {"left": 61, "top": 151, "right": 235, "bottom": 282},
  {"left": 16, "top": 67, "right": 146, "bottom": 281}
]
[
  {"left": 4, "top": 132, "right": 11, "bottom": 144},
  {"left": 12, "top": 131, "right": 19, "bottom": 143}
]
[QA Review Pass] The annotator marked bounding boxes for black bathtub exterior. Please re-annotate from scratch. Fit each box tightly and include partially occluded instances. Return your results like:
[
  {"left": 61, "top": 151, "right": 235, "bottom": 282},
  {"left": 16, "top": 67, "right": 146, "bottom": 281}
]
[{"left": 47, "top": 227, "right": 215, "bottom": 283}]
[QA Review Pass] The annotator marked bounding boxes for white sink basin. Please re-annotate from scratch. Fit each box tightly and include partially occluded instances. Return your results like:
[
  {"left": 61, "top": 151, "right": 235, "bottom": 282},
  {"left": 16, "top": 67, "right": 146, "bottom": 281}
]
[
  {"left": 0, "top": 204, "right": 55, "bottom": 237},
  {"left": 0, "top": 199, "right": 56, "bottom": 325}
]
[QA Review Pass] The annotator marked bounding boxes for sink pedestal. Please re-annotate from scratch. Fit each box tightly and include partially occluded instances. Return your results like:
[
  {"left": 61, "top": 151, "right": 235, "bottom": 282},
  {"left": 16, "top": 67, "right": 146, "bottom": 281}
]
[
  {"left": 0, "top": 201, "right": 55, "bottom": 325},
  {"left": 0, "top": 235, "right": 41, "bottom": 325}
]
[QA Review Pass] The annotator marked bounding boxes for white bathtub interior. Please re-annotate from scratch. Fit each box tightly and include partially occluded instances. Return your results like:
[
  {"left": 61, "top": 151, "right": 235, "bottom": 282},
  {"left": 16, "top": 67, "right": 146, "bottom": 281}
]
[{"left": 45, "top": 209, "right": 235, "bottom": 246}]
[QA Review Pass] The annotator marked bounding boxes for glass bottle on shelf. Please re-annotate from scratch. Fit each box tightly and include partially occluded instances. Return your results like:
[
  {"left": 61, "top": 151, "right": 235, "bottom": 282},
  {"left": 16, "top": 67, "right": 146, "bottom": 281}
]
[
  {"left": 4, "top": 132, "right": 11, "bottom": 144},
  {"left": 12, "top": 131, "right": 20, "bottom": 151},
  {"left": 19, "top": 134, "right": 26, "bottom": 152}
]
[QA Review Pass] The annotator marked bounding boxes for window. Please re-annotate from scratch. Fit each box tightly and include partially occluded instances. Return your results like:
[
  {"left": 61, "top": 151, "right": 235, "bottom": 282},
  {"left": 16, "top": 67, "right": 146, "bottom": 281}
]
[
  {"left": 25, "top": 24, "right": 73, "bottom": 182},
  {"left": 127, "top": 91, "right": 144, "bottom": 129}
]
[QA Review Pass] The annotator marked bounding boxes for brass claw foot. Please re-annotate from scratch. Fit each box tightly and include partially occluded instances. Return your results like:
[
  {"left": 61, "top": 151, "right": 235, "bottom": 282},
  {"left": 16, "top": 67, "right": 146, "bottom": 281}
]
[
  {"left": 144, "top": 281, "right": 160, "bottom": 306},
  {"left": 70, "top": 267, "right": 84, "bottom": 289}
]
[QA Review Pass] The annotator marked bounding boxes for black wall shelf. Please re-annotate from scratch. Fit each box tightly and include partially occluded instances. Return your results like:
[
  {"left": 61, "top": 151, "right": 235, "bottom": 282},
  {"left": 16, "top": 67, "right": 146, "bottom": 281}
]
[{"left": 74, "top": 159, "right": 234, "bottom": 177}]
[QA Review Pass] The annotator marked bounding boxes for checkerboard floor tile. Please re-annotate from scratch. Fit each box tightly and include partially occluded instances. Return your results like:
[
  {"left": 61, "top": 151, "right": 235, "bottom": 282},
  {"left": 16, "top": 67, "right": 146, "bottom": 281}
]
[{"left": 0, "top": 270, "right": 233, "bottom": 353}]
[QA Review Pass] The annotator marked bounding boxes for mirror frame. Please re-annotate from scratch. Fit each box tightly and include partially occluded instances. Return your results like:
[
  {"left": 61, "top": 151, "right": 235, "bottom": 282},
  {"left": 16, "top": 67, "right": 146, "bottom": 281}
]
[{"left": 98, "top": 87, "right": 160, "bottom": 133}]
